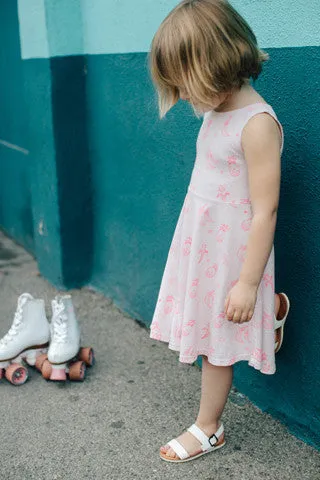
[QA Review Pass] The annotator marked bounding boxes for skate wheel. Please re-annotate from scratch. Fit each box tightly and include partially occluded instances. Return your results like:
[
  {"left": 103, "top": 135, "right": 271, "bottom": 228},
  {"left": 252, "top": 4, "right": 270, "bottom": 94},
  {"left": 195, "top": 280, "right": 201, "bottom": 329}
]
[
  {"left": 0, "top": 368, "right": 4, "bottom": 380},
  {"left": 50, "top": 367, "right": 67, "bottom": 381},
  {"left": 78, "top": 347, "right": 95, "bottom": 367},
  {"left": 69, "top": 361, "right": 86, "bottom": 381},
  {"left": 5, "top": 363, "right": 28, "bottom": 385},
  {"left": 35, "top": 353, "right": 48, "bottom": 372},
  {"left": 41, "top": 360, "right": 53, "bottom": 380}
]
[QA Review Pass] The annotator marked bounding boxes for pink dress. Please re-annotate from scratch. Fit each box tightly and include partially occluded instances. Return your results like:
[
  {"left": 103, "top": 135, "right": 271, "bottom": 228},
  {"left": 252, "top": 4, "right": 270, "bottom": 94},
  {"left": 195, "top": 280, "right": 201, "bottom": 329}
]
[{"left": 150, "top": 103, "right": 283, "bottom": 375}]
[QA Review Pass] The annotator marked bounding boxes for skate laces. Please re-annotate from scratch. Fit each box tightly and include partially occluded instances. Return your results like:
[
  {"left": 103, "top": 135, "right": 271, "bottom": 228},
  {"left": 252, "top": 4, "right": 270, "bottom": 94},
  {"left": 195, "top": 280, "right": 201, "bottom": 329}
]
[
  {"left": 0, "top": 293, "right": 33, "bottom": 345},
  {"left": 52, "top": 300, "right": 68, "bottom": 343}
]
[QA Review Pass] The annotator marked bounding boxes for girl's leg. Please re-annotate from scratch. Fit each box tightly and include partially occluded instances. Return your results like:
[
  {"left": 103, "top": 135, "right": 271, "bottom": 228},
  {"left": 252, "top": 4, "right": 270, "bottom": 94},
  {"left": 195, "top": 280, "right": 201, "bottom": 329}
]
[
  {"left": 161, "top": 358, "right": 232, "bottom": 459},
  {"left": 197, "top": 358, "right": 233, "bottom": 432}
]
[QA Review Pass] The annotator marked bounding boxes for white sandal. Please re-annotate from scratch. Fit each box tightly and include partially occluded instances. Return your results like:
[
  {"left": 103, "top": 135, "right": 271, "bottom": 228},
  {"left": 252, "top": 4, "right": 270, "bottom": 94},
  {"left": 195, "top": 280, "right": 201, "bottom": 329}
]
[
  {"left": 160, "top": 423, "right": 225, "bottom": 463},
  {"left": 275, "top": 293, "right": 290, "bottom": 353}
]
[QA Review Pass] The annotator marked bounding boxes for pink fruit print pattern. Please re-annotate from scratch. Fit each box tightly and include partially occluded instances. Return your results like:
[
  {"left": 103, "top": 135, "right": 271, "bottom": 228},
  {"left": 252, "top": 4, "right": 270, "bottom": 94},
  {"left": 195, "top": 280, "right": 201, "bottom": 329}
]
[
  {"left": 222, "top": 115, "right": 232, "bottom": 137},
  {"left": 216, "top": 224, "right": 230, "bottom": 243},
  {"left": 261, "top": 361, "right": 272, "bottom": 373},
  {"left": 150, "top": 322, "right": 161, "bottom": 341},
  {"left": 236, "top": 325, "right": 250, "bottom": 343},
  {"left": 198, "top": 243, "right": 209, "bottom": 264},
  {"left": 237, "top": 245, "right": 247, "bottom": 263},
  {"left": 183, "top": 237, "right": 192, "bottom": 256},
  {"left": 189, "top": 279, "right": 199, "bottom": 299},
  {"left": 217, "top": 185, "right": 230, "bottom": 202},
  {"left": 181, "top": 319, "right": 196, "bottom": 337},
  {"left": 199, "top": 204, "right": 214, "bottom": 226},
  {"left": 215, "top": 312, "right": 226, "bottom": 329},
  {"left": 207, "top": 347, "right": 216, "bottom": 357},
  {"left": 262, "top": 312, "right": 273, "bottom": 330},
  {"left": 228, "top": 155, "right": 240, "bottom": 177},
  {"left": 201, "top": 323, "right": 210, "bottom": 339},
  {"left": 252, "top": 348, "right": 267, "bottom": 364},
  {"left": 241, "top": 217, "right": 252, "bottom": 231},
  {"left": 183, "top": 346, "right": 197, "bottom": 358},
  {"left": 207, "top": 150, "right": 218, "bottom": 170},
  {"left": 206, "top": 263, "right": 218, "bottom": 278},
  {"left": 263, "top": 274, "right": 273, "bottom": 289},
  {"left": 164, "top": 296, "right": 175, "bottom": 315},
  {"left": 204, "top": 290, "right": 215, "bottom": 309}
]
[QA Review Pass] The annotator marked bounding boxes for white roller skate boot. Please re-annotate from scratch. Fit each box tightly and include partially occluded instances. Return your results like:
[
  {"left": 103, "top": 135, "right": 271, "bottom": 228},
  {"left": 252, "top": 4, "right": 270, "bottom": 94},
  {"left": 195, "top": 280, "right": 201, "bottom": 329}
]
[
  {"left": 42, "top": 295, "right": 94, "bottom": 382},
  {"left": 0, "top": 293, "right": 50, "bottom": 385}
]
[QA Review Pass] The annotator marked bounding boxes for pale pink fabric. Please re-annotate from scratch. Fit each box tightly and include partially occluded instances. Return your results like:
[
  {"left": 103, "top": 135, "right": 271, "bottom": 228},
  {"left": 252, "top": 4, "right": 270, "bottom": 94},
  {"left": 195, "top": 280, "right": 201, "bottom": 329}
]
[{"left": 150, "top": 103, "right": 283, "bottom": 374}]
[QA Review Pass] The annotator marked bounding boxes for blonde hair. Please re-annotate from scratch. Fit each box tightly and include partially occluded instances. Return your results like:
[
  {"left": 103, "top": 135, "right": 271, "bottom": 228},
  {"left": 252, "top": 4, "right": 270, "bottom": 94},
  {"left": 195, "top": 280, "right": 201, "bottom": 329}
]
[{"left": 150, "top": 0, "right": 268, "bottom": 117}]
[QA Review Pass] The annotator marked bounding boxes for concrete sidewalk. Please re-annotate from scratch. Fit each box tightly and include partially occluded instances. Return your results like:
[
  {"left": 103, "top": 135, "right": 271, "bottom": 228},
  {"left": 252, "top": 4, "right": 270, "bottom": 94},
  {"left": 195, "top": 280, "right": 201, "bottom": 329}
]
[{"left": 0, "top": 231, "right": 319, "bottom": 480}]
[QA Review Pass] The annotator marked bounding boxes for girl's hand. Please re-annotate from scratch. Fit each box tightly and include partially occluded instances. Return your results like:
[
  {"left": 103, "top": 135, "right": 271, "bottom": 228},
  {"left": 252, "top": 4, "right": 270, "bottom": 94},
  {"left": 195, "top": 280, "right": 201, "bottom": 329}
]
[{"left": 224, "top": 281, "right": 258, "bottom": 323}]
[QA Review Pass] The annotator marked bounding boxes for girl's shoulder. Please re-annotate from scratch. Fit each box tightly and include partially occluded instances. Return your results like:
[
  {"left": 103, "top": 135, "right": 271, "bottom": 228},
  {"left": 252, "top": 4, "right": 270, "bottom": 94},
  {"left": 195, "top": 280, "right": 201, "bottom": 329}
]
[
  {"left": 241, "top": 104, "right": 283, "bottom": 152},
  {"left": 209, "top": 102, "right": 282, "bottom": 137},
  {"left": 199, "top": 102, "right": 283, "bottom": 153}
]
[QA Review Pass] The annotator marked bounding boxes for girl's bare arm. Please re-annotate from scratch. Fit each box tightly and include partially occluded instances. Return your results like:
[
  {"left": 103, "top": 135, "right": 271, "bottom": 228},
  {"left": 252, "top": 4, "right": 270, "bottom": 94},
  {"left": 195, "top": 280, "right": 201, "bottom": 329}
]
[{"left": 225, "top": 113, "right": 281, "bottom": 323}]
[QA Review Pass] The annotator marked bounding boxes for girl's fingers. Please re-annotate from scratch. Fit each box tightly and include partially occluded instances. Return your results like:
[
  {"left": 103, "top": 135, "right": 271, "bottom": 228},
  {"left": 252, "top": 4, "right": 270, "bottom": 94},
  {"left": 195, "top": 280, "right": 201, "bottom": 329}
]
[
  {"left": 227, "top": 306, "right": 234, "bottom": 321},
  {"left": 227, "top": 302, "right": 254, "bottom": 323},
  {"left": 227, "top": 303, "right": 255, "bottom": 323},
  {"left": 241, "top": 310, "right": 249, "bottom": 323},
  {"left": 232, "top": 309, "right": 241, "bottom": 323}
]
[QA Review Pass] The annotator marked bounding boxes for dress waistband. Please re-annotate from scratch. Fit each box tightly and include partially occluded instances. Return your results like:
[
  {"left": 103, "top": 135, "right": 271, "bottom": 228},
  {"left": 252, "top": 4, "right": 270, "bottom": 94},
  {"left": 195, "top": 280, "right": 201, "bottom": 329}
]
[{"left": 187, "top": 186, "right": 252, "bottom": 206}]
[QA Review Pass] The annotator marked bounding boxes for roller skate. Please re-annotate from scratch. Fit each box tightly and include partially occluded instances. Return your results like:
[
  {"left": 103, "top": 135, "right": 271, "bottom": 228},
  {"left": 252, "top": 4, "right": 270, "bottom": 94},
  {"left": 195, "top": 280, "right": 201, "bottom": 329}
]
[
  {"left": 38, "top": 295, "right": 94, "bottom": 382},
  {"left": 0, "top": 293, "right": 50, "bottom": 385}
]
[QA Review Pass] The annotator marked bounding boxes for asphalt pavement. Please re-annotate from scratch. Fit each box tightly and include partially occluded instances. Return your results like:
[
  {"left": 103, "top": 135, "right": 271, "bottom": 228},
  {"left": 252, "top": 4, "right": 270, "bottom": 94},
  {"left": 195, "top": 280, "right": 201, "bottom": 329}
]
[{"left": 0, "top": 231, "right": 319, "bottom": 480}]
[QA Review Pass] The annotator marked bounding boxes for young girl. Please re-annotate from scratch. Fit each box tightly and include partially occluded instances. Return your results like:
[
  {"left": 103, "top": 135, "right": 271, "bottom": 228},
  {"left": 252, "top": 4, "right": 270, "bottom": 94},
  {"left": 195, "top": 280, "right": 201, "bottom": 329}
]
[{"left": 149, "top": 0, "right": 290, "bottom": 463}]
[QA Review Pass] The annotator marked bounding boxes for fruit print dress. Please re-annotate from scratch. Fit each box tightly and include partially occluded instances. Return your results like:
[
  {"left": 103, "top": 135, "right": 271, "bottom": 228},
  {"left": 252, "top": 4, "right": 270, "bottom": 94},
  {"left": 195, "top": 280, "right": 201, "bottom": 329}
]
[{"left": 150, "top": 103, "right": 283, "bottom": 374}]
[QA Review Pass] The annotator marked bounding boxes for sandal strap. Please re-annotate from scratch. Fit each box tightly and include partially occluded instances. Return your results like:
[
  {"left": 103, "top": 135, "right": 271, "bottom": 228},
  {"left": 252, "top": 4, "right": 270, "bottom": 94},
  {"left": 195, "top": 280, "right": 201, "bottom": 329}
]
[
  {"left": 275, "top": 293, "right": 290, "bottom": 328},
  {"left": 187, "top": 423, "right": 224, "bottom": 451},
  {"left": 167, "top": 439, "right": 189, "bottom": 460},
  {"left": 274, "top": 315, "right": 285, "bottom": 329}
]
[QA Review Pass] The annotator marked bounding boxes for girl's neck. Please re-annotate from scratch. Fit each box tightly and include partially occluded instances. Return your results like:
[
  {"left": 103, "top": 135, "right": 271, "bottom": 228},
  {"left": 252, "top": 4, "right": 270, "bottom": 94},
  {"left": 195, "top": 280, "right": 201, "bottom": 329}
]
[{"left": 214, "top": 83, "right": 265, "bottom": 113}]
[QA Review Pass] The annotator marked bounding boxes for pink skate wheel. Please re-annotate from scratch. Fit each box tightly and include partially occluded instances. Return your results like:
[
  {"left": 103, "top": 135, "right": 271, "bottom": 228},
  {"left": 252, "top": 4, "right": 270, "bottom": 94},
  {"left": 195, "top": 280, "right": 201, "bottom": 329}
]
[
  {"left": 5, "top": 363, "right": 28, "bottom": 385},
  {"left": 35, "top": 353, "right": 48, "bottom": 372},
  {"left": 69, "top": 361, "right": 86, "bottom": 381},
  {"left": 78, "top": 347, "right": 95, "bottom": 367},
  {"left": 41, "top": 360, "right": 53, "bottom": 380},
  {"left": 50, "top": 367, "right": 67, "bottom": 381}
]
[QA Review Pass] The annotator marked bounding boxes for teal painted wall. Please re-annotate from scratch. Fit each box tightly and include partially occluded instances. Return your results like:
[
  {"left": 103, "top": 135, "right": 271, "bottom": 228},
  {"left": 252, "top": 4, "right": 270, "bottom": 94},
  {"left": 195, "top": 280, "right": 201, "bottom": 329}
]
[
  {"left": 84, "top": 48, "right": 320, "bottom": 448},
  {"left": 234, "top": 47, "right": 320, "bottom": 447},
  {"left": 85, "top": 53, "right": 200, "bottom": 318},
  {"left": 0, "top": 0, "right": 34, "bottom": 251},
  {"left": 17, "top": 0, "right": 49, "bottom": 59},
  {"left": 18, "top": 0, "right": 82, "bottom": 59},
  {"left": 18, "top": 0, "right": 320, "bottom": 59},
  {"left": 1, "top": 0, "right": 319, "bottom": 448},
  {"left": 81, "top": 0, "right": 320, "bottom": 53},
  {"left": 22, "top": 55, "right": 93, "bottom": 288},
  {"left": 45, "top": 1, "right": 83, "bottom": 57},
  {"left": 0, "top": 2, "right": 91, "bottom": 287}
]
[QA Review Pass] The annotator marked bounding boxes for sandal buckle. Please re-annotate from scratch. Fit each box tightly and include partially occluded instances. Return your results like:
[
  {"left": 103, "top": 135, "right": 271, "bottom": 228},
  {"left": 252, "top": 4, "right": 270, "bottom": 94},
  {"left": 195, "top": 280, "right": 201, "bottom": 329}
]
[{"left": 209, "top": 434, "right": 219, "bottom": 447}]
